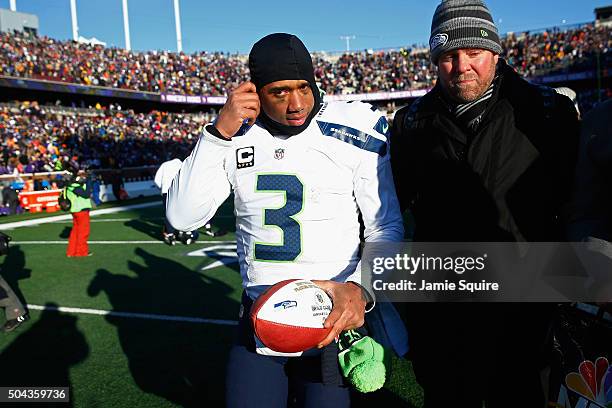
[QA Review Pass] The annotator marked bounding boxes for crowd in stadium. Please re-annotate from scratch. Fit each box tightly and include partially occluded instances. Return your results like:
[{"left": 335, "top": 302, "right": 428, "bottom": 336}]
[
  {"left": 504, "top": 24, "right": 612, "bottom": 77},
  {"left": 0, "top": 23, "right": 609, "bottom": 96},
  {"left": 0, "top": 101, "right": 208, "bottom": 175},
  {"left": 0, "top": 31, "right": 249, "bottom": 95},
  {"left": 312, "top": 49, "right": 435, "bottom": 94}
]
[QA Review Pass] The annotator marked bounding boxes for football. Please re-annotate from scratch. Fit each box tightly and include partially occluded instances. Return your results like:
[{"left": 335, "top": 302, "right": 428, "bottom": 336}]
[{"left": 250, "top": 279, "right": 333, "bottom": 353}]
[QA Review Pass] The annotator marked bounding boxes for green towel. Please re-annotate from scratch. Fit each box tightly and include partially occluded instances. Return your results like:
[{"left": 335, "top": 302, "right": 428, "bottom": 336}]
[{"left": 337, "top": 330, "right": 387, "bottom": 392}]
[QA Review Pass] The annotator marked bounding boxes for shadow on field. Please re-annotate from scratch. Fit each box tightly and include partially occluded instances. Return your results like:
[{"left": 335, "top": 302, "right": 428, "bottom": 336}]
[
  {"left": 124, "top": 218, "right": 164, "bottom": 241},
  {"left": 0, "top": 245, "right": 31, "bottom": 307},
  {"left": 87, "top": 247, "right": 239, "bottom": 407},
  {"left": 59, "top": 226, "right": 71, "bottom": 239},
  {"left": 124, "top": 215, "right": 234, "bottom": 241},
  {"left": 0, "top": 303, "right": 89, "bottom": 407}
]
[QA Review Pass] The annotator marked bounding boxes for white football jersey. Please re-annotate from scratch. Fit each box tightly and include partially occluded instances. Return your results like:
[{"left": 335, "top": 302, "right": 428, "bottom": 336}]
[{"left": 167, "top": 101, "right": 403, "bottom": 298}]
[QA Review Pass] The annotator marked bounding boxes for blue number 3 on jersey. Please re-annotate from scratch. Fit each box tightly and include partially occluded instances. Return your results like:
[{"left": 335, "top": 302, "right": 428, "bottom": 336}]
[{"left": 254, "top": 174, "right": 304, "bottom": 262}]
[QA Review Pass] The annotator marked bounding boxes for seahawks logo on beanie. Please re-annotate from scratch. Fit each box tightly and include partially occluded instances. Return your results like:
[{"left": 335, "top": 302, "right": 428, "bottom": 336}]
[{"left": 429, "top": 33, "right": 449, "bottom": 50}]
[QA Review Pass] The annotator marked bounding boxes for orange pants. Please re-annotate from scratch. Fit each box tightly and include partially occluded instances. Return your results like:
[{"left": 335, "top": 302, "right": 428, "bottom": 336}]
[{"left": 66, "top": 210, "right": 90, "bottom": 257}]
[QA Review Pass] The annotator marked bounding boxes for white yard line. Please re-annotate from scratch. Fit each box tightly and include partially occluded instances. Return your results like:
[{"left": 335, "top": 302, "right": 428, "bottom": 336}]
[
  {"left": 51, "top": 215, "right": 234, "bottom": 223},
  {"left": 53, "top": 218, "right": 159, "bottom": 223},
  {"left": 13, "top": 240, "right": 234, "bottom": 245},
  {"left": 0, "top": 202, "right": 161, "bottom": 230},
  {"left": 27, "top": 304, "right": 238, "bottom": 326}
]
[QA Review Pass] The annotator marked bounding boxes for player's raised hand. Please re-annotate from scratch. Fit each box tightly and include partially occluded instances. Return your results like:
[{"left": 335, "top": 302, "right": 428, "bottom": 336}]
[
  {"left": 215, "top": 81, "right": 260, "bottom": 138},
  {"left": 312, "top": 280, "right": 367, "bottom": 348}
]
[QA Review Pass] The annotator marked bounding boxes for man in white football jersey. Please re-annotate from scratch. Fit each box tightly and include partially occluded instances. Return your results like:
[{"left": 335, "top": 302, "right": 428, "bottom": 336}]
[{"left": 167, "top": 33, "right": 403, "bottom": 407}]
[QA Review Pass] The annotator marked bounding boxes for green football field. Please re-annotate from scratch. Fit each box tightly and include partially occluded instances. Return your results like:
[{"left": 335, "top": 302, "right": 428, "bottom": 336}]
[{"left": 0, "top": 197, "right": 422, "bottom": 407}]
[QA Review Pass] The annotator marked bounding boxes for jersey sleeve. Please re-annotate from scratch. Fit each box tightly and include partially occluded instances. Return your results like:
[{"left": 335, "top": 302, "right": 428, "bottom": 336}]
[
  {"left": 346, "top": 106, "right": 405, "bottom": 290},
  {"left": 166, "top": 126, "right": 233, "bottom": 231},
  {"left": 153, "top": 166, "right": 163, "bottom": 190}
]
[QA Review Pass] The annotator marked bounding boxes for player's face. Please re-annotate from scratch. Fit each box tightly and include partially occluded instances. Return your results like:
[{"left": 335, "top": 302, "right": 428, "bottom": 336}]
[
  {"left": 437, "top": 49, "right": 499, "bottom": 103},
  {"left": 259, "top": 80, "right": 315, "bottom": 126}
]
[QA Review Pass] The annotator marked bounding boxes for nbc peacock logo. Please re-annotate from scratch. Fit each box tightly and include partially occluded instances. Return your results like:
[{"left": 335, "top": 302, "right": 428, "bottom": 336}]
[{"left": 557, "top": 357, "right": 612, "bottom": 408}]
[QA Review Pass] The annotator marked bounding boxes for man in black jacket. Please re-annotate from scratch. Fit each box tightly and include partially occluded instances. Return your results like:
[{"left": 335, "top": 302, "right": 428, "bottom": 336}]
[
  {"left": 567, "top": 99, "right": 612, "bottom": 305},
  {"left": 391, "top": 0, "right": 579, "bottom": 406}
]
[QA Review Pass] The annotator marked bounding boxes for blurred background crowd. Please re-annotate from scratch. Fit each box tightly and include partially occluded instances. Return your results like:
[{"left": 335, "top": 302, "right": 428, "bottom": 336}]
[{"left": 1, "top": 24, "right": 609, "bottom": 95}]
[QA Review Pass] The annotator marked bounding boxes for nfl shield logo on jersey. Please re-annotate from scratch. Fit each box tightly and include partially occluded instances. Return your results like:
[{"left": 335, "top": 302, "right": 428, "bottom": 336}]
[{"left": 274, "top": 148, "right": 285, "bottom": 160}]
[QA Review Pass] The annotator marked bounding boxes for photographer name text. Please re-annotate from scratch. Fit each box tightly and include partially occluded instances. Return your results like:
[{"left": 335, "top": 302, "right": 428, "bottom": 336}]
[{"left": 373, "top": 279, "right": 500, "bottom": 293}]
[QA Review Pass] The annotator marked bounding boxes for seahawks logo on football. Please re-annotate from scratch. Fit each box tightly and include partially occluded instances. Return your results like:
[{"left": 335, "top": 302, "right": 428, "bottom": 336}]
[{"left": 274, "top": 300, "right": 297, "bottom": 309}]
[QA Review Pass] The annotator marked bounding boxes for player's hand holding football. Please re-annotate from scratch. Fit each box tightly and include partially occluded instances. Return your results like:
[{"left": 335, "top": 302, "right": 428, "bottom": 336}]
[
  {"left": 215, "top": 81, "right": 260, "bottom": 139},
  {"left": 312, "top": 280, "right": 367, "bottom": 348}
]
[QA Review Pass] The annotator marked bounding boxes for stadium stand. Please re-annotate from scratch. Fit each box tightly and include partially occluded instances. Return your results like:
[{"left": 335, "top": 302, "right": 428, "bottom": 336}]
[
  {"left": 0, "top": 101, "right": 209, "bottom": 174},
  {"left": 0, "top": 23, "right": 609, "bottom": 96}
]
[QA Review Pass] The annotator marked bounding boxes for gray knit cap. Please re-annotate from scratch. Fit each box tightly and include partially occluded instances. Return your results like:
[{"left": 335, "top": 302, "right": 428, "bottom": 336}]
[{"left": 429, "top": 0, "right": 502, "bottom": 64}]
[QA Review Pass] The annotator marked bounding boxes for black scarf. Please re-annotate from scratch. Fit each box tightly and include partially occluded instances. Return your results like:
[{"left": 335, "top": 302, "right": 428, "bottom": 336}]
[
  {"left": 249, "top": 33, "right": 322, "bottom": 136},
  {"left": 440, "top": 65, "right": 501, "bottom": 135},
  {"left": 452, "top": 81, "right": 496, "bottom": 132}
]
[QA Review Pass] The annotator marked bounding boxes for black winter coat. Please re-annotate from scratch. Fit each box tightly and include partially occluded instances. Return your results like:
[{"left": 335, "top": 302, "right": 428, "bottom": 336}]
[{"left": 391, "top": 59, "right": 579, "bottom": 242}]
